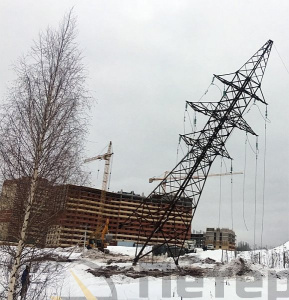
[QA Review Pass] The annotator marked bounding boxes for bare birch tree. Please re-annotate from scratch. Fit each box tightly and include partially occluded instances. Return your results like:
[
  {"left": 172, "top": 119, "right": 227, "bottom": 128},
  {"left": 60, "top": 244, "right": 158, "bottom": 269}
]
[{"left": 0, "top": 11, "right": 89, "bottom": 299}]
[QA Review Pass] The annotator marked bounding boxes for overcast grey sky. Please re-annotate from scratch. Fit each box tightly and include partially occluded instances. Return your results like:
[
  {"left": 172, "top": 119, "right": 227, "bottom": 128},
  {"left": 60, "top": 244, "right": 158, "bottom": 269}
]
[{"left": 1, "top": 0, "right": 289, "bottom": 248}]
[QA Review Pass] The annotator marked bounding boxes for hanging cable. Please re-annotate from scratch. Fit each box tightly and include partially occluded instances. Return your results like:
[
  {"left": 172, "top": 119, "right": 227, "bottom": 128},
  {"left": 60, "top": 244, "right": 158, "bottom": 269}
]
[
  {"left": 242, "top": 134, "right": 249, "bottom": 231},
  {"left": 186, "top": 109, "right": 194, "bottom": 132},
  {"left": 253, "top": 136, "right": 259, "bottom": 251},
  {"left": 221, "top": 157, "right": 228, "bottom": 173},
  {"left": 182, "top": 104, "right": 190, "bottom": 152},
  {"left": 244, "top": 101, "right": 256, "bottom": 116},
  {"left": 179, "top": 143, "right": 186, "bottom": 157},
  {"left": 247, "top": 135, "right": 257, "bottom": 154},
  {"left": 185, "top": 78, "right": 219, "bottom": 137},
  {"left": 211, "top": 82, "right": 223, "bottom": 97},
  {"left": 183, "top": 110, "right": 186, "bottom": 135},
  {"left": 260, "top": 107, "right": 268, "bottom": 249},
  {"left": 245, "top": 101, "right": 271, "bottom": 123},
  {"left": 176, "top": 140, "right": 180, "bottom": 165},
  {"left": 274, "top": 44, "right": 289, "bottom": 78},
  {"left": 218, "top": 159, "right": 223, "bottom": 228},
  {"left": 197, "top": 79, "right": 214, "bottom": 103},
  {"left": 230, "top": 160, "right": 234, "bottom": 230},
  {"left": 254, "top": 103, "right": 271, "bottom": 123},
  {"left": 99, "top": 143, "right": 108, "bottom": 155}
]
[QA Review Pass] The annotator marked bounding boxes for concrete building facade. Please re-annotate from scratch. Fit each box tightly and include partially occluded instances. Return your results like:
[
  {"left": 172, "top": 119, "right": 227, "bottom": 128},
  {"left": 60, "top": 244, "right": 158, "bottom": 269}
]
[
  {"left": 46, "top": 185, "right": 192, "bottom": 247},
  {"left": 0, "top": 178, "right": 65, "bottom": 246},
  {"left": 0, "top": 180, "right": 192, "bottom": 247},
  {"left": 205, "top": 227, "right": 236, "bottom": 250},
  {"left": 191, "top": 232, "right": 205, "bottom": 248}
]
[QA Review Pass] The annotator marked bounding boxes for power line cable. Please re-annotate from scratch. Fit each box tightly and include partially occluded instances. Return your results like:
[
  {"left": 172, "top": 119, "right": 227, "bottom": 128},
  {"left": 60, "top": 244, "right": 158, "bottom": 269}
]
[
  {"left": 254, "top": 103, "right": 271, "bottom": 123},
  {"left": 245, "top": 101, "right": 271, "bottom": 123},
  {"left": 260, "top": 107, "right": 268, "bottom": 249},
  {"left": 274, "top": 44, "right": 289, "bottom": 77},
  {"left": 247, "top": 135, "right": 257, "bottom": 154},
  {"left": 196, "top": 79, "right": 214, "bottom": 103},
  {"left": 218, "top": 159, "right": 223, "bottom": 228},
  {"left": 221, "top": 157, "right": 228, "bottom": 173},
  {"left": 176, "top": 141, "right": 180, "bottom": 165},
  {"left": 179, "top": 143, "right": 186, "bottom": 157},
  {"left": 253, "top": 136, "right": 259, "bottom": 251},
  {"left": 230, "top": 160, "right": 234, "bottom": 230},
  {"left": 242, "top": 134, "right": 249, "bottom": 231},
  {"left": 183, "top": 110, "right": 186, "bottom": 135},
  {"left": 211, "top": 82, "right": 223, "bottom": 97},
  {"left": 186, "top": 109, "right": 194, "bottom": 132}
]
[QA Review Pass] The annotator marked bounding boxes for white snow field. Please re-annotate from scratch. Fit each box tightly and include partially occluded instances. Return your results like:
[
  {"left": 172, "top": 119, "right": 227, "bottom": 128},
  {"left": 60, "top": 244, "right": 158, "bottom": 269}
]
[{"left": 1, "top": 243, "right": 289, "bottom": 299}]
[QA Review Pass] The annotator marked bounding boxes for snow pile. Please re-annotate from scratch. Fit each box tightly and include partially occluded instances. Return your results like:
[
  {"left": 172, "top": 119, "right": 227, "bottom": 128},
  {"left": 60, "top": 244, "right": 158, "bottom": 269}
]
[
  {"left": 80, "top": 248, "right": 108, "bottom": 259},
  {"left": 195, "top": 249, "right": 236, "bottom": 263},
  {"left": 107, "top": 245, "right": 152, "bottom": 257},
  {"left": 179, "top": 254, "right": 202, "bottom": 264},
  {"left": 210, "top": 257, "right": 253, "bottom": 278},
  {"left": 238, "top": 245, "right": 289, "bottom": 269}
]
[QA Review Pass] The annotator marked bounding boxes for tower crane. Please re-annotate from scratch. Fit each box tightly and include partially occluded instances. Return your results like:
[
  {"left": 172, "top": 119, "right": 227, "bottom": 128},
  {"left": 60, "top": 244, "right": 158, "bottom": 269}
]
[
  {"left": 84, "top": 141, "right": 113, "bottom": 251},
  {"left": 84, "top": 141, "right": 113, "bottom": 192}
]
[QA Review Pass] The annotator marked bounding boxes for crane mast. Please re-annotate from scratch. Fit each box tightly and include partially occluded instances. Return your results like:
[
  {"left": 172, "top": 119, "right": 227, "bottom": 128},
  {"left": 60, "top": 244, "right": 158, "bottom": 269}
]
[{"left": 84, "top": 141, "right": 113, "bottom": 234}]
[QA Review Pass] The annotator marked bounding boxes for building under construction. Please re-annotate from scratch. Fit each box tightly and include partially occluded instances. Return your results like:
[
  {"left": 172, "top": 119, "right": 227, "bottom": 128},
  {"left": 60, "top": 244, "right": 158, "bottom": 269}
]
[
  {"left": 45, "top": 184, "right": 192, "bottom": 247},
  {"left": 0, "top": 179, "right": 192, "bottom": 247},
  {"left": 205, "top": 227, "right": 236, "bottom": 250},
  {"left": 0, "top": 178, "right": 65, "bottom": 246}
]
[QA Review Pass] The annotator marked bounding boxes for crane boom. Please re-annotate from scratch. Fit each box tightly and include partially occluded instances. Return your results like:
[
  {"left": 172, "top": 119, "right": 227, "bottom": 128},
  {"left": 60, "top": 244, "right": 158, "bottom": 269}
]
[
  {"left": 149, "top": 171, "right": 243, "bottom": 183},
  {"left": 84, "top": 141, "right": 113, "bottom": 192}
]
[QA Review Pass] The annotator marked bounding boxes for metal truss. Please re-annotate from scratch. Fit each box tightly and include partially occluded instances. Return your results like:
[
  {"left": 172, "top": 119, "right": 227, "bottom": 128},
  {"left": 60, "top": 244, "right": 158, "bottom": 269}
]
[{"left": 121, "top": 40, "right": 273, "bottom": 266}]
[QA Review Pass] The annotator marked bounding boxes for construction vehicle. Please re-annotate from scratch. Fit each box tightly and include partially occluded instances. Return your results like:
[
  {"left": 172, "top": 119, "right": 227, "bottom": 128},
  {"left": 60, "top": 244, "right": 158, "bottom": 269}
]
[
  {"left": 152, "top": 240, "right": 196, "bottom": 257},
  {"left": 87, "top": 218, "right": 112, "bottom": 253},
  {"left": 206, "top": 244, "right": 215, "bottom": 251},
  {"left": 184, "top": 240, "right": 196, "bottom": 253},
  {"left": 84, "top": 142, "right": 113, "bottom": 252}
]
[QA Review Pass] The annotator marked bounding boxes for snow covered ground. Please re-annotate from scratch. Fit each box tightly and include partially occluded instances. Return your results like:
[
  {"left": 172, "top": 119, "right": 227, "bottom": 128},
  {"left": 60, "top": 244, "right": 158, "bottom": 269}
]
[{"left": 2, "top": 244, "right": 289, "bottom": 299}]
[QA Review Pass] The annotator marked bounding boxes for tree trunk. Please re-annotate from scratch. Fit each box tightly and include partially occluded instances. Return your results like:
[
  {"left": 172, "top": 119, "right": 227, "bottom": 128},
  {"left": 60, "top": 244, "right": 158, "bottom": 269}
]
[{"left": 7, "top": 168, "right": 38, "bottom": 300}]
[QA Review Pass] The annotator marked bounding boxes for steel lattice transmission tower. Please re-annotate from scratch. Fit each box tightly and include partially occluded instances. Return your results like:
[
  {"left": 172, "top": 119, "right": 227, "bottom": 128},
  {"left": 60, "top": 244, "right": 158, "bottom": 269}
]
[{"left": 122, "top": 40, "right": 273, "bottom": 266}]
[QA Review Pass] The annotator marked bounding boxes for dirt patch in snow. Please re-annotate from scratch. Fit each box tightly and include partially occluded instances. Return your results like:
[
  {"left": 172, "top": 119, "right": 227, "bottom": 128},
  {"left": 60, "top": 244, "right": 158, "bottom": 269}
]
[
  {"left": 179, "top": 255, "right": 202, "bottom": 264},
  {"left": 206, "top": 258, "right": 255, "bottom": 278},
  {"left": 202, "top": 257, "right": 216, "bottom": 264},
  {"left": 87, "top": 265, "right": 204, "bottom": 279},
  {"left": 83, "top": 254, "right": 262, "bottom": 280}
]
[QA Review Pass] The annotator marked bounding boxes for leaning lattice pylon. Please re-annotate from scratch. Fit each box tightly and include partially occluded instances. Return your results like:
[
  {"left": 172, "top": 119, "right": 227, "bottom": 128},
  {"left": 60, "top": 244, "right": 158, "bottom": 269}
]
[{"left": 121, "top": 40, "right": 273, "bottom": 266}]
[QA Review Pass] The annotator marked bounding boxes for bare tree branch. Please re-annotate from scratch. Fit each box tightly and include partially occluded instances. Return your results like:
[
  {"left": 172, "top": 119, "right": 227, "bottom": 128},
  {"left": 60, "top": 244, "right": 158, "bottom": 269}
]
[{"left": 0, "top": 10, "right": 89, "bottom": 299}]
